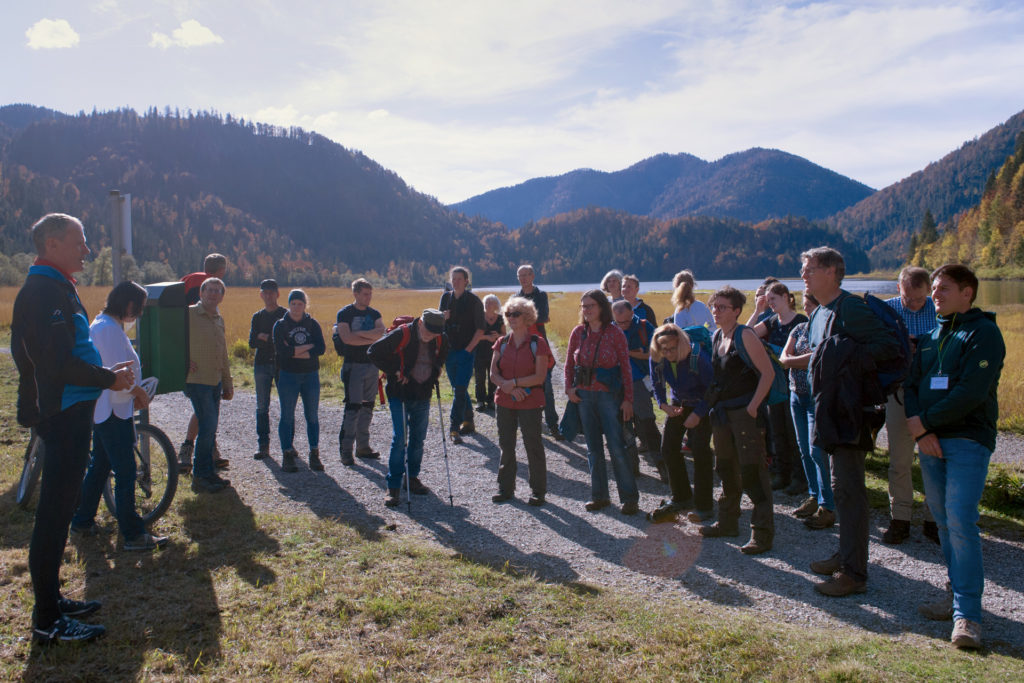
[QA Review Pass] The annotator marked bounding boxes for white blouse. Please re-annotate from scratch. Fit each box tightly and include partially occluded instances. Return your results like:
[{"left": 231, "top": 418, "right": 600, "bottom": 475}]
[{"left": 90, "top": 313, "right": 141, "bottom": 423}]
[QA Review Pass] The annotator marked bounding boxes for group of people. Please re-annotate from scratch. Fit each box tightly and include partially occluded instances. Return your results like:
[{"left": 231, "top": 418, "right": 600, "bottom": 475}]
[{"left": 11, "top": 212, "right": 1005, "bottom": 652}]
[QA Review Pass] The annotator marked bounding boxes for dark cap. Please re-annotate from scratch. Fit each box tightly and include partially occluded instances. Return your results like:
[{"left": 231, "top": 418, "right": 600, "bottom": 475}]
[
  {"left": 288, "top": 289, "right": 307, "bottom": 303},
  {"left": 421, "top": 308, "right": 445, "bottom": 334},
  {"left": 259, "top": 279, "right": 279, "bottom": 291}
]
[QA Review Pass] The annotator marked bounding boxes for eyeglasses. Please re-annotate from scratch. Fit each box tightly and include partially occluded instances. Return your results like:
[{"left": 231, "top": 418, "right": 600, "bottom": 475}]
[
  {"left": 505, "top": 311, "right": 523, "bottom": 318},
  {"left": 710, "top": 304, "right": 735, "bottom": 311}
]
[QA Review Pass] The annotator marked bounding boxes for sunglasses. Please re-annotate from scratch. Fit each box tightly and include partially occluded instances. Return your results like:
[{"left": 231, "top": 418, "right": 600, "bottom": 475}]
[{"left": 505, "top": 311, "right": 523, "bottom": 318}]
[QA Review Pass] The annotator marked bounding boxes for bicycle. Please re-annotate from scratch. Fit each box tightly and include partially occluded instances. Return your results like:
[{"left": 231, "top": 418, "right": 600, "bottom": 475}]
[{"left": 16, "top": 417, "right": 178, "bottom": 526}]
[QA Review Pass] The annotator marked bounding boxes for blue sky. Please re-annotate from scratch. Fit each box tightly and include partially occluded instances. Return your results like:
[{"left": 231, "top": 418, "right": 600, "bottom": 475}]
[{"left": 5, "top": 1, "right": 1024, "bottom": 204}]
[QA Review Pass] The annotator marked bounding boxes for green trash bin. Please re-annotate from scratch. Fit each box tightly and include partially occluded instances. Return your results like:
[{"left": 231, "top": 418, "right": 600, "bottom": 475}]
[{"left": 139, "top": 281, "right": 188, "bottom": 395}]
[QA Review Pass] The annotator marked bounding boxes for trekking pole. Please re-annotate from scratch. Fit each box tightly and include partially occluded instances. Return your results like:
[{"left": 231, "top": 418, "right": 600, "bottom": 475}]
[
  {"left": 401, "top": 400, "right": 412, "bottom": 513},
  {"left": 436, "top": 382, "right": 455, "bottom": 506}
]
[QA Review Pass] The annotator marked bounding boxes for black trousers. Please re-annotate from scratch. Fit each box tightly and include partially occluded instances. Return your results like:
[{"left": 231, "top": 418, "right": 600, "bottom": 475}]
[
  {"left": 831, "top": 446, "right": 870, "bottom": 582},
  {"left": 29, "top": 400, "right": 96, "bottom": 627},
  {"left": 661, "top": 405, "right": 714, "bottom": 512}
]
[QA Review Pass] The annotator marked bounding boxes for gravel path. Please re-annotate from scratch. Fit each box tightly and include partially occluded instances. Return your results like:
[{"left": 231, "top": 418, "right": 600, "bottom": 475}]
[{"left": 147, "top": 385, "right": 1024, "bottom": 654}]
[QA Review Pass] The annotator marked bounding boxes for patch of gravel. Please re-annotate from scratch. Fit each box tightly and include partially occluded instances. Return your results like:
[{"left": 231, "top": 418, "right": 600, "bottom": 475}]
[{"left": 146, "top": 382, "right": 1024, "bottom": 654}]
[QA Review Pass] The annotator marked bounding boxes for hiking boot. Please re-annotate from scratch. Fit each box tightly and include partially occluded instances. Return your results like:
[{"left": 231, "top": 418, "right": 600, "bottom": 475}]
[
  {"left": 450, "top": 430, "right": 463, "bottom": 445},
  {"left": 815, "top": 571, "right": 866, "bottom": 597},
  {"left": 923, "top": 520, "right": 941, "bottom": 546},
  {"left": 810, "top": 553, "right": 842, "bottom": 575},
  {"left": 340, "top": 450, "right": 355, "bottom": 466},
  {"left": 70, "top": 522, "right": 101, "bottom": 537},
  {"left": 308, "top": 449, "right": 324, "bottom": 471},
  {"left": 459, "top": 421, "right": 476, "bottom": 435},
  {"left": 951, "top": 618, "right": 982, "bottom": 649},
  {"left": 356, "top": 448, "right": 381, "bottom": 460},
  {"left": 33, "top": 616, "right": 106, "bottom": 645},
  {"left": 124, "top": 532, "right": 169, "bottom": 552},
  {"left": 584, "top": 499, "right": 611, "bottom": 512},
  {"left": 407, "top": 477, "right": 430, "bottom": 495},
  {"left": 883, "top": 519, "right": 910, "bottom": 544},
  {"left": 686, "top": 509, "right": 714, "bottom": 524},
  {"left": 528, "top": 494, "right": 545, "bottom": 507},
  {"left": 740, "top": 530, "right": 773, "bottom": 555},
  {"left": 177, "top": 441, "right": 194, "bottom": 474},
  {"left": 282, "top": 449, "right": 299, "bottom": 473},
  {"left": 492, "top": 492, "right": 514, "bottom": 503},
  {"left": 919, "top": 585, "right": 954, "bottom": 621},
  {"left": 793, "top": 496, "right": 819, "bottom": 518},
  {"left": 384, "top": 488, "right": 401, "bottom": 508},
  {"left": 254, "top": 444, "right": 270, "bottom": 460},
  {"left": 58, "top": 598, "right": 101, "bottom": 618},
  {"left": 620, "top": 501, "right": 640, "bottom": 515},
  {"left": 191, "top": 475, "right": 227, "bottom": 494},
  {"left": 647, "top": 499, "right": 691, "bottom": 523},
  {"left": 804, "top": 507, "right": 836, "bottom": 530},
  {"left": 784, "top": 477, "right": 808, "bottom": 496},
  {"left": 770, "top": 472, "right": 790, "bottom": 490},
  {"left": 700, "top": 522, "right": 740, "bottom": 538}
]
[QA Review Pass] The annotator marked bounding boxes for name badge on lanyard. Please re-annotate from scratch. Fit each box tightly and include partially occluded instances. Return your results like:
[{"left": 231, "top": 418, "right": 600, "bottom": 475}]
[{"left": 930, "top": 375, "right": 949, "bottom": 390}]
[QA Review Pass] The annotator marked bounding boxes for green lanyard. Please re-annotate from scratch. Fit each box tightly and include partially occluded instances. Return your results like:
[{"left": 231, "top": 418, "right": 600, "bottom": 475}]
[{"left": 935, "top": 312, "right": 957, "bottom": 375}]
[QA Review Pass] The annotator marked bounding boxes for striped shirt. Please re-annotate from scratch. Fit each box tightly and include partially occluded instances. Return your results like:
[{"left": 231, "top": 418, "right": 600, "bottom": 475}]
[{"left": 884, "top": 296, "right": 937, "bottom": 338}]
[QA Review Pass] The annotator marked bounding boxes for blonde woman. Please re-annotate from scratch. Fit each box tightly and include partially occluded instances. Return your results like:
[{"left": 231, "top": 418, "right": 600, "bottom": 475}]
[{"left": 670, "top": 270, "right": 716, "bottom": 332}]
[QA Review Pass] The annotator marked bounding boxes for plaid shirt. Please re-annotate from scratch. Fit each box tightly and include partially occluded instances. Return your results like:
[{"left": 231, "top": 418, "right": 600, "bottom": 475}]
[{"left": 884, "top": 296, "right": 937, "bottom": 338}]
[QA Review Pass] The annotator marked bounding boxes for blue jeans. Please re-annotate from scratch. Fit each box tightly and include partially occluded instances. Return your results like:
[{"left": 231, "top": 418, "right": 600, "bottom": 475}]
[
  {"left": 577, "top": 389, "right": 638, "bottom": 504},
  {"left": 386, "top": 396, "right": 431, "bottom": 489},
  {"left": 446, "top": 348, "right": 476, "bottom": 428},
  {"left": 72, "top": 416, "right": 146, "bottom": 539},
  {"left": 185, "top": 382, "right": 221, "bottom": 478},
  {"left": 254, "top": 363, "right": 275, "bottom": 449},
  {"left": 790, "top": 391, "right": 834, "bottom": 510},
  {"left": 920, "top": 438, "right": 992, "bottom": 623},
  {"left": 277, "top": 370, "right": 320, "bottom": 451}
]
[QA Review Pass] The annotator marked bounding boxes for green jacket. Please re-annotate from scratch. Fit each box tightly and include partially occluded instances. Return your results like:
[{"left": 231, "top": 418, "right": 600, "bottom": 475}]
[{"left": 904, "top": 308, "right": 1004, "bottom": 451}]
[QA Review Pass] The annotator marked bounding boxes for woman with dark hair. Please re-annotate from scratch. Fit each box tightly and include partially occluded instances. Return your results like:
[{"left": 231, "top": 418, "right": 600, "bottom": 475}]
[
  {"left": 752, "top": 281, "right": 808, "bottom": 493},
  {"left": 71, "top": 281, "right": 168, "bottom": 551},
  {"left": 564, "top": 289, "right": 639, "bottom": 514},
  {"left": 669, "top": 270, "right": 716, "bottom": 332},
  {"left": 274, "top": 289, "right": 327, "bottom": 473},
  {"left": 490, "top": 296, "right": 550, "bottom": 506}
]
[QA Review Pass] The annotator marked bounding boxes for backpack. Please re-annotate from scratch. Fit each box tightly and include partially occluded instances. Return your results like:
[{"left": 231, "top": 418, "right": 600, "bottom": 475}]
[
  {"left": 376, "top": 315, "right": 418, "bottom": 403},
  {"left": 837, "top": 292, "right": 912, "bottom": 396},
  {"left": 499, "top": 333, "right": 555, "bottom": 371},
  {"left": 729, "top": 324, "right": 789, "bottom": 405},
  {"left": 682, "top": 325, "right": 712, "bottom": 360}
]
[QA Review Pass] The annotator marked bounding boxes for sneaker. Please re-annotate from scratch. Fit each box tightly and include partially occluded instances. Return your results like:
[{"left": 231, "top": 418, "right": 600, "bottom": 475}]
[
  {"left": 124, "top": 532, "right": 169, "bottom": 552},
  {"left": 815, "top": 571, "right": 866, "bottom": 597},
  {"left": 57, "top": 598, "right": 101, "bottom": 618},
  {"left": 33, "top": 615, "right": 106, "bottom": 645},
  {"left": 793, "top": 497, "right": 819, "bottom": 518},
  {"left": 647, "top": 499, "right": 690, "bottom": 523},
  {"left": 804, "top": 507, "right": 836, "bottom": 530},
  {"left": 699, "top": 522, "right": 740, "bottom": 538},
  {"left": 458, "top": 421, "right": 476, "bottom": 435},
  {"left": 191, "top": 475, "right": 227, "bottom": 494},
  {"left": 810, "top": 553, "right": 842, "bottom": 575},
  {"left": 686, "top": 509, "right": 714, "bottom": 524},
  {"left": 528, "top": 494, "right": 545, "bottom": 507},
  {"left": 492, "top": 492, "right": 514, "bottom": 503},
  {"left": 918, "top": 588, "right": 954, "bottom": 621},
  {"left": 951, "top": 618, "right": 982, "bottom": 649},
  {"left": 406, "top": 477, "right": 430, "bottom": 495},
  {"left": 356, "top": 448, "right": 381, "bottom": 460},
  {"left": 584, "top": 499, "right": 611, "bottom": 512},
  {"left": 883, "top": 519, "right": 910, "bottom": 544},
  {"left": 620, "top": 501, "right": 640, "bottom": 515},
  {"left": 177, "top": 441, "right": 194, "bottom": 474},
  {"left": 254, "top": 445, "right": 270, "bottom": 460},
  {"left": 308, "top": 449, "right": 324, "bottom": 472},
  {"left": 922, "top": 520, "right": 941, "bottom": 546},
  {"left": 340, "top": 450, "right": 355, "bottom": 467},
  {"left": 282, "top": 449, "right": 299, "bottom": 473},
  {"left": 384, "top": 488, "right": 401, "bottom": 508},
  {"left": 450, "top": 430, "right": 463, "bottom": 445}
]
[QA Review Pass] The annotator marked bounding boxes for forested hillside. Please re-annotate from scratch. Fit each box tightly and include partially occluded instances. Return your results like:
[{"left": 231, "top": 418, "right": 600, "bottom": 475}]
[
  {"left": 0, "top": 105, "right": 866, "bottom": 287},
  {"left": 453, "top": 149, "right": 874, "bottom": 228},
  {"left": 827, "top": 109, "right": 1024, "bottom": 269},
  {"left": 907, "top": 132, "right": 1024, "bottom": 276}
]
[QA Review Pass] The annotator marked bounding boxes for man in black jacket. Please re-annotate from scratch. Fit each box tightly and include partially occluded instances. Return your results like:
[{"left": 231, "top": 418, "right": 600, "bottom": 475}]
[
  {"left": 802, "top": 247, "right": 899, "bottom": 597},
  {"left": 12, "top": 213, "right": 134, "bottom": 645},
  {"left": 369, "top": 309, "right": 449, "bottom": 508},
  {"left": 248, "top": 279, "right": 287, "bottom": 460}
]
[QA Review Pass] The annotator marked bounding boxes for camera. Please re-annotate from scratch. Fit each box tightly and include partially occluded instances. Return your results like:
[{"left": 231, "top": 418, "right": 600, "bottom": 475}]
[{"left": 574, "top": 365, "right": 594, "bottom": 387}]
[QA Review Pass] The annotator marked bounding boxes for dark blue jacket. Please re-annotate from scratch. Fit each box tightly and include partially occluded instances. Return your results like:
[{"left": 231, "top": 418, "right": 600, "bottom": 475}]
[{"left": 650, "top": 347, "right": 714, "bottom": 418}]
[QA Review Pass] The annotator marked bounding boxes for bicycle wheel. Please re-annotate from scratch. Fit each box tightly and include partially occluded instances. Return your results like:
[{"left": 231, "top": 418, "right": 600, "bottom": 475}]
[
  {"left": 16, "top": 430, "right": 44, "bottom": 510},
  {"left": 103, "top": 422, "right": 178, "bottom": 525}
]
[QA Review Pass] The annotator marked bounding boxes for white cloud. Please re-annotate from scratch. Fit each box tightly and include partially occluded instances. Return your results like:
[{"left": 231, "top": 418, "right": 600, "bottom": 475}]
[
  {"left": 150, "top": 19, "right": 224, "bottom": 49},
  {"left": 25, "top": 18, "right": 80, "bottom": 50}
]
